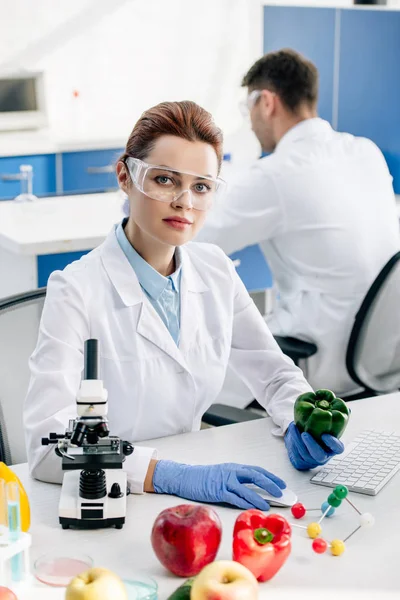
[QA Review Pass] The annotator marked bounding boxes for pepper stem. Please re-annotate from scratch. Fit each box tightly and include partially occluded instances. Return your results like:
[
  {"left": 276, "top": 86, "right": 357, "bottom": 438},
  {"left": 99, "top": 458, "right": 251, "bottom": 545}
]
[
  {"left": 253, "top": 528, "right": 274, "bottom": 545},
  {"left": 316, "top": 400, "right": 330, "bottom": 410}
]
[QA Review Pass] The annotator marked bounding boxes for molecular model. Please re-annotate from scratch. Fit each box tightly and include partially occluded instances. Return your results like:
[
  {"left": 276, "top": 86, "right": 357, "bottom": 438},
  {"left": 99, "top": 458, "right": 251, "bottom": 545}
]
[{"left": 289, "top": 485, "right": 375, "bottom": 556}]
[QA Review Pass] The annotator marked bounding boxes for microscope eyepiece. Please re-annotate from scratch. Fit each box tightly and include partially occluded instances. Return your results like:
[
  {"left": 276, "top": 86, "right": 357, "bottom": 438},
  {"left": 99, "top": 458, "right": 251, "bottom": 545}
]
[{"left": 84, "top": 339, "right": 99, "bottom": 380}]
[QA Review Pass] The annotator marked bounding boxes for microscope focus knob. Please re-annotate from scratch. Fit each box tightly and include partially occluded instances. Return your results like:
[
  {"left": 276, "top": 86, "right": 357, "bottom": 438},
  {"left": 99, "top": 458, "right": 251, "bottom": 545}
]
[
  {"left": 122, "top": 441, "right": 134, "bottom": 456},
  {"left": 108, "top": 483, "right": 124, "bottom": 499}
]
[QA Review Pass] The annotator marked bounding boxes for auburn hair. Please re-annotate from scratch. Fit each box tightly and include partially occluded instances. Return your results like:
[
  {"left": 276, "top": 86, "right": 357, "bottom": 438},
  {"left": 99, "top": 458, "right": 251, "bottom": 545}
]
[{"left": 119, "top": 100, "right": 223, "bottom": 174}]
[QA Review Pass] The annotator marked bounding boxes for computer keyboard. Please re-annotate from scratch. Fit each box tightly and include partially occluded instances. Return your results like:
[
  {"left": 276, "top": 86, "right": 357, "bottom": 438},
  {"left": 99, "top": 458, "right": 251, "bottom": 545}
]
[{"left": 310, "top": 429, "right": 400, "bottom": 496}]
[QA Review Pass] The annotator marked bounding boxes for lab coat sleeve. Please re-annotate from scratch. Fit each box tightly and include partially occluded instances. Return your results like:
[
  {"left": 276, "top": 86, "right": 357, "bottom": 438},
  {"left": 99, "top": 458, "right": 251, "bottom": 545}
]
[
  {"left": 23, "top": 269, "right": 156, "bottom": 492},
  {"left": 226, "top": 257, "right": 313, "bottom": 435},
  {"left": 196, "top": 164, "right": 284, "bottom": 255}
]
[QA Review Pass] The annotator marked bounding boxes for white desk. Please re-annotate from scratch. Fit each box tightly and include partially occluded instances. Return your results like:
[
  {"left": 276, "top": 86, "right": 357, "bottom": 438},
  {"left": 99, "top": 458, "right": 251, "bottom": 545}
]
[
  {"left": 10, "top": 393, "right": 400, "bottom": 599},
  {"left": 0, "top": 192, "right": 124, "bottom": 298},
  {"left": 0, "top": 131, "right": 126, "bottom": 157}
]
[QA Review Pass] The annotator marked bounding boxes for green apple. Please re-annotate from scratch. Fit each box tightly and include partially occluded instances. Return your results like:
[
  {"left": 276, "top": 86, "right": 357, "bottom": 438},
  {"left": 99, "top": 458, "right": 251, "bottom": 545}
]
[
  {"left": 65, "top": 567, "right": 127, "bottom": 600},
  {"left": 191, "top": 560, "right": 258, "bottom": 600}
]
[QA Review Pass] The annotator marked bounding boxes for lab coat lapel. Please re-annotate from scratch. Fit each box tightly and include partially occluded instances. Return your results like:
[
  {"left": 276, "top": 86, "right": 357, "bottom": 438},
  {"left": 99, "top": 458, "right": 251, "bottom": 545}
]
[
  {"left": 138, "top": 247, "right": 209, "bottom": 366},
  {"left": 179, "top": 247, "right": 209, "bottom": 354},
  {"left": 137, "top": 300, "right": 185, "bottom": 368},
  {"left": 100, "top": 230, "right": 208, "bottom": 369}
]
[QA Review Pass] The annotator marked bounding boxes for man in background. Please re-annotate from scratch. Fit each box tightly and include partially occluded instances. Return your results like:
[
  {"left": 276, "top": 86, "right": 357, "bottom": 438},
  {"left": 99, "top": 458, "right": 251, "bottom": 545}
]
[{"left": 198, "top": 49, "right": 400, "bottom": 399}]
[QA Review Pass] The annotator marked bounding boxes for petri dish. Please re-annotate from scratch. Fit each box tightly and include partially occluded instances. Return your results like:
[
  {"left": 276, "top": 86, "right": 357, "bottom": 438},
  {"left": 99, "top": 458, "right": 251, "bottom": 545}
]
[
  {"left": 123, "top": 575, "right": 158, "bottom": 600},
  {"left": 33, "top": 553, "right": 93, "bottom": 587}
]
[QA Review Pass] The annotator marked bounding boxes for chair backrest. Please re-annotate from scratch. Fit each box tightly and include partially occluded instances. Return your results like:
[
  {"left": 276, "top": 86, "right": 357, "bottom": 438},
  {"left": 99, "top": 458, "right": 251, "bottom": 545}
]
[
  {"left": 346, "top": 252, "right": 400, "bottom": 394},
  {"left": 0, "top": 289, "right": 46, "bottom": 464}
]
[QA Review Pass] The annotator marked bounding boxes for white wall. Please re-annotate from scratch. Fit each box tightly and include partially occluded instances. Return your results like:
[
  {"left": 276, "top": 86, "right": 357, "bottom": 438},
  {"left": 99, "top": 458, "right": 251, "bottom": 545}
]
[
  {"left": 0, "top": 0, "right": 398, "bottom": 159},
  {"left": 0, "top": 0, "right": 262, "bottom": 157}
]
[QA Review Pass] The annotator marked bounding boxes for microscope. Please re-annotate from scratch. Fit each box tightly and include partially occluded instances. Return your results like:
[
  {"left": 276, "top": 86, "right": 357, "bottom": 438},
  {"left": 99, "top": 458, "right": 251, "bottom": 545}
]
[{"left": 42, "top": 339, "right": 133, "bottom": 530}]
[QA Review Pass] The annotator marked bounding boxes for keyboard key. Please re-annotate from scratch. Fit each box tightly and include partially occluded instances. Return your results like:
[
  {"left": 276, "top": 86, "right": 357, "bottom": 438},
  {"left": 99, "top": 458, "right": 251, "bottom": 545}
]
[
  {"left": 353, "top": 480, "right": 369, "bottom": 487},
  {"left": 311, "top": 473, "right": 326, "bottom": 482},
  {"left": 322, "top": 473, "right": 338, "bottom": 483}
]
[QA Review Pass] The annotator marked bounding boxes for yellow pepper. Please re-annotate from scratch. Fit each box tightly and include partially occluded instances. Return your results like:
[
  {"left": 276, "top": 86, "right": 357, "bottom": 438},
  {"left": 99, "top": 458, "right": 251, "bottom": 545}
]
[{"left": 0, "top": 462, "right": 30, "bottom": 532}]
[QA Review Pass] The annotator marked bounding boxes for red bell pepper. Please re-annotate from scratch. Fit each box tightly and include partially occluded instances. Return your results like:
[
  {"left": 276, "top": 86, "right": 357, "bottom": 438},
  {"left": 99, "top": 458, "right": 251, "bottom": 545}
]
[{"left": 233, "top": 509, "right": 292, "bottom": 582}]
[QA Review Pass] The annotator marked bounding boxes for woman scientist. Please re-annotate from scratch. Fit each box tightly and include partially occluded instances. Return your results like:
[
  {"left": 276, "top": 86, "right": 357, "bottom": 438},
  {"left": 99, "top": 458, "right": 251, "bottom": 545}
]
[{"left": 24, "top": 101, "right": 344, "bottom": 510}]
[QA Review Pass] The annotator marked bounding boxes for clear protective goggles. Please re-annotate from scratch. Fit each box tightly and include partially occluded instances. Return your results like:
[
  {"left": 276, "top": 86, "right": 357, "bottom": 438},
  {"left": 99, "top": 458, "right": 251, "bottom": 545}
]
[
  {"left": 239, "top": 89, "right": 262, "bottom": 117},
  {"left": 125, "top": 157, "right": 225, "bottom": 211}
]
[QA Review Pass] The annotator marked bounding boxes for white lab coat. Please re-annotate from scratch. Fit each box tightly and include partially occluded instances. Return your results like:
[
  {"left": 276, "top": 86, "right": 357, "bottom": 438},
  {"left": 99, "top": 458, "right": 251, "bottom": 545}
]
[
  {"left": 24, "top": 229, "right": 312, "bottom": 492},
  {"left": 198, "top": 118, "right": 400, "bottom": 398}
]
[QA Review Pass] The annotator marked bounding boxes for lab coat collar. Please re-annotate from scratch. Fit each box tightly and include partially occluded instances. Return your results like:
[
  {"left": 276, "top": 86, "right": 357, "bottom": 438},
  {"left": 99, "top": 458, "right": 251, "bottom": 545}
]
[
  {"left": 101, "top": 228, "right": 143, "bottom": 306},
  {"left": 100, "top": 227, "right": 208, "bottom": 306},
  {"left": 276, "top": 118, "right": 332, "bottom": 153},
  {"left": 180, "top": 243, "right": 209, "bottom": 295},
  {"left": 115, "top": 220, "right": 182, "bottom": 300}
]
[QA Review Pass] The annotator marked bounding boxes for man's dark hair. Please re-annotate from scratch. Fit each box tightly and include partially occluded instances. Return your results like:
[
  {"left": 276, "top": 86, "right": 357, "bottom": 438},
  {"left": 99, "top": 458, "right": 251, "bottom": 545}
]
[{"left": 242, "top": 49, "right": 318, "bottom": 113}]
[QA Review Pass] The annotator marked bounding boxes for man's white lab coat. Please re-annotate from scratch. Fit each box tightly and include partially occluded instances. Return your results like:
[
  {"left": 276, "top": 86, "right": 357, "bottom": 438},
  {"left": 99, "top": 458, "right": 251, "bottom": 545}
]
[{"left": 198, "top": 118, "right": 400, "bottom": 398}]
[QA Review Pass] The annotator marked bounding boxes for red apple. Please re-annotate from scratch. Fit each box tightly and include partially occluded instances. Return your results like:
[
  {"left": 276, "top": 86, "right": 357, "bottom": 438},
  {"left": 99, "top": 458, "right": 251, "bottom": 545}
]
[
  {"left": 0, "top": 587, "right": 17, "bottom": 600},
  {"left": 191, "top": 560, "right": 258, "bottom": 600},
  {"left": 151, "top": 504, "right": 222, "bottom": 577}
]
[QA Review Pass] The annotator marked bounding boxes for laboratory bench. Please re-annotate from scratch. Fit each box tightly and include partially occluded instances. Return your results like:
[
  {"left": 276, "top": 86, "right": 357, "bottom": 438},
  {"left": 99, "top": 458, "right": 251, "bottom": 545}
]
[
  {"left": 9, "top": 392, "right": 400, "bottom": 599},
  {"left": 0, "top": 192, "right": 124, "bottom": 299}
]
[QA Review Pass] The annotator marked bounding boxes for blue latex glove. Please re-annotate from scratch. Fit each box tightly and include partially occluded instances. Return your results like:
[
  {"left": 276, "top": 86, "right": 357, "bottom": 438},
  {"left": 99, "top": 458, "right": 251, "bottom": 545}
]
[
  {"left": 153, "top": 461, "right": 286, "bottom": 511},
  {"left": 284, "top": 421, "right": 345, "bottom": 471}
]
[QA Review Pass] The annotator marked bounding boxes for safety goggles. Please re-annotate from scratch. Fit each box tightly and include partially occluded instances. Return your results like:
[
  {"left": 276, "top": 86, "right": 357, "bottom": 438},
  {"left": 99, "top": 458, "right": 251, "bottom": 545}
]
[
  {"left": 125, "top": 157, "right": 225, "bottom": 211},
  {"left": 239, "top": 89, "right": 262, "bottom": 117}
]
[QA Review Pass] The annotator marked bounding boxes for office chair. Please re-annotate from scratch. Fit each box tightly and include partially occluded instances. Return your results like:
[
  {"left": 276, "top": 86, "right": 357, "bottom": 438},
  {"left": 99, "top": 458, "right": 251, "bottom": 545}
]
[
  {"left": 345, "top": 251, "right": 400, "bottom": 395},
  {"left": 0, "top": 288, "right": 46, "bottom": 464},
  {"left": 203, "top": 251, "right": 400, "bottom": 426}
]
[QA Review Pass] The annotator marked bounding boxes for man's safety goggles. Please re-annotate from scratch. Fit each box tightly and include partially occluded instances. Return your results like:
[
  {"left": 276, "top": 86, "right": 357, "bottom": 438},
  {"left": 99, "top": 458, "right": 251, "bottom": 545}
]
[{"left": 239, "top": 89, "right": 262, "bottom": 117}]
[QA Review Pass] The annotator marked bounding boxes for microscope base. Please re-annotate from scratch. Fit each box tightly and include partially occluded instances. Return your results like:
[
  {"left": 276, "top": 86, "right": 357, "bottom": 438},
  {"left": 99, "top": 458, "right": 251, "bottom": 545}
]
[
  {"left": 59, "top": 516, "right": 125, "bottom": 530},
  {"left": 59, "top": 469, "right": 127, "bottom": 530}
]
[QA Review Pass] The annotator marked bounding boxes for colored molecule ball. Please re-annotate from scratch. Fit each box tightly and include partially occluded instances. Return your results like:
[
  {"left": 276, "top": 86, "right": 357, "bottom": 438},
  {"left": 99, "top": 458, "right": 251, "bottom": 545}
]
[
  {"left": 291, "top": 503, "right": 306, "bottom": 519},
  {"left": 312, "top": 538, "right": 328, "bottom": 554},
  {"left": 307, "top": 522, "right": 322, "bottom": 539},
  {"left": 321, "top": 501, "right": 335, "bottom": 518},
  {"left": 360, "top": 513, "right": 375, "bottom": 527},
  {"left": 333, "top": 485, "right": 348, "bottom": 500},
  {"left": 327, "top": 493, "right": 342, "bottom": 508},
  {"left": 330, "top": 539, "right": 345, "bottom": 556}
]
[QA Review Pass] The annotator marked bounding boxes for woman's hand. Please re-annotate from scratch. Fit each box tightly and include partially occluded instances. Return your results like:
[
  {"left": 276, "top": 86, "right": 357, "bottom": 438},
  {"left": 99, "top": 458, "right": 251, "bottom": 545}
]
[
  {"left": 284, "top": 421, "right": 344, "bottom": 470},
  {"left": 152, "top": 461, "right": 286, "bottom": 510}
]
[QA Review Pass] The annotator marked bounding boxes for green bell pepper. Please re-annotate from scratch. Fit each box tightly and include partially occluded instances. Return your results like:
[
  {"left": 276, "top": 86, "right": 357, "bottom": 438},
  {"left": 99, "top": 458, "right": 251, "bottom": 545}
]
[{"left": 294, "top": 389, "right": 350, "bottom": 442}]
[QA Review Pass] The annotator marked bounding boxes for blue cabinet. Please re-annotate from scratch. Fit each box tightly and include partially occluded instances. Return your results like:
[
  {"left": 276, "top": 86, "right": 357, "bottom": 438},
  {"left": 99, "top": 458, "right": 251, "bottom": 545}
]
[
  {"left": 0, "top": 154, "right": 56, "bottom": 200},
  {"left": 337, "top": 10, "right": 400, "bottom": 193},
  {"left": 229, "top": 245, "right": 273, "bottom": 292},
  {"left": 263, "top": 6, "right": 400, "bottom": 193},
  {"left": 62, "top": 148, "right": 123, "bottom": 194},
  {"left": 263, "top": 6, "right": 336, "bottom": 124},
  {"left": 37, "top": 251, "right": 90, "bottom": 287}
]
